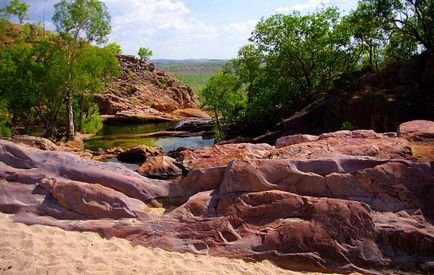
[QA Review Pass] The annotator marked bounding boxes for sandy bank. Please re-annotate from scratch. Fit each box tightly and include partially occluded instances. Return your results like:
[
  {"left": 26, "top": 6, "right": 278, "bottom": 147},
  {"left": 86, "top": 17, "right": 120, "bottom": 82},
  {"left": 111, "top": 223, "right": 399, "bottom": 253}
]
[{"left": 0, "top": 212, "right": 342, "bottom": 275}]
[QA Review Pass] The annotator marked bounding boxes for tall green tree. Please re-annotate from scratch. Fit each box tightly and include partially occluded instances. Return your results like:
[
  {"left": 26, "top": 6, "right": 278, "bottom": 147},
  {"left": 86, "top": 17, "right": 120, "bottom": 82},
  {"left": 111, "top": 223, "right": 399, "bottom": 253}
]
[
  {"left": 369, "top": 0, "right": 434, "bottom": 50},
  {"left": 53, "top": 0, "right": 111, "bottom": 139},
  {"left": 201, "top": 69, "right": 245, "bottom": 138},
  {"left": 344, "top": 2, "right": 387, "bottom": 70},
  {"left": 232, "top": 45, "right": 262, "bottom": 103},
  {"left": 251, "top": 7, "right": 356, "bottom": 107},
  {"left": 4, "top": 0, "right": 28, "bottom": 24}
]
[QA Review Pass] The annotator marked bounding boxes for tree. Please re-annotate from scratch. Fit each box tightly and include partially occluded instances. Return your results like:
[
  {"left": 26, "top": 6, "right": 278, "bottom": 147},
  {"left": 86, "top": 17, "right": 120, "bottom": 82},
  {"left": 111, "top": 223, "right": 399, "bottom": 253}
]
[
  {"left": 232, "top": 45, "right": 262, "bottom": 103},
  {"left": 4, "top": 0, "right": 28, "bottom": 24},
  {"left": 138, "top": 47, "right": 153, "bottom": 61},
  {"left": 369, "top": 0, "right": 434, "bottom": 50},
  {"left": 0, "top": 37, "right": 118, "bottom": 137},
  {"left": 201, "top": 69, "right": 245, "bottom": 139},
  {"left": 105, "top": 42, "right": 122, "bottom": 54},
  {"left": 53, "top": 0, "right": 111, "bottom": 139},
  {"left": 251, "top": 7, "right": 356, "bottom": 107},
  {"left": 343, "top": 2, "right": 387, "bottom": 70}
]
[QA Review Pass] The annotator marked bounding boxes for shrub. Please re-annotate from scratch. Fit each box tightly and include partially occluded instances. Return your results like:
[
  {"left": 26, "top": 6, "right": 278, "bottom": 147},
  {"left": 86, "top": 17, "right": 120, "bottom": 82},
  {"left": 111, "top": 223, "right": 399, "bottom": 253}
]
[
  {"left": 341, "top": 121, "right": 356, "bottom": 130},
  {"left": 0, "top": 100, "right": 11, "bottom": 137},
  {"left": 81, "top": 111, "right": 103, "bottom": 134}
]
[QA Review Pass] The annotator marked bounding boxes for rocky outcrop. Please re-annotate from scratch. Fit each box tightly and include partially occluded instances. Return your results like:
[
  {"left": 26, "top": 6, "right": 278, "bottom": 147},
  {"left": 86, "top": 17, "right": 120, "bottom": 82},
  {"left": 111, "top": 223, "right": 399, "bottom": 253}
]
[
  {"left": 1, "top": 120, "right": 433, "bottom": 274},
  {"left": 95, "top": 55, "right": 210, "bottom": 122}
]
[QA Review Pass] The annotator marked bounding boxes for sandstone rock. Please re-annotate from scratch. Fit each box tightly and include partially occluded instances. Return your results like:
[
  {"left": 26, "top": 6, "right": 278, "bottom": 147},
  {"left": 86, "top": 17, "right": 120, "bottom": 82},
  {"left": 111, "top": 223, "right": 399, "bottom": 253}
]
[
  {"left": 39, "top": 178, "right": 147, "bottom": 219},
  {"left": 117, "top": 145, "right": 162, "bottom": 163},
  {"left": 1, "top": 125, "right": 434, "bottom": 274},
  {"left": 398, "top": 120, "right": 434, "bottom": 140},
  {"left": 178, "top": 143, "right": 273, "bottom": 170},
  {"left": 171, "top": 108, "right": 211, "bottom": 119},
  {"left": 10, "top": 135, "right": 57, "bottom": 151},
  {"left": 65, "top": 140, "right": 84, "bottom": 150},
  {"left": 270, "top": 135, "right": 412, "bottom": 160},
  {"left": 137, "top": 156, "right": 183, "bottom": 178},
  {"left": 173, "top": 118, "right": 213, "bottom": 132},
  {"left": 275, "top": 134, "right": 318, "bottom": 148},
  {"left": 96, "top": 55, "right": 204, "bottom": 122}
]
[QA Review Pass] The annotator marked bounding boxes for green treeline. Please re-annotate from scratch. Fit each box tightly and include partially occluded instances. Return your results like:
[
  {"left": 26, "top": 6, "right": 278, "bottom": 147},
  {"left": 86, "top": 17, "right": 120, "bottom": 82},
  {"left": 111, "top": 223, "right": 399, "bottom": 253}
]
[
  {"left": 0, "top": 0, "right": 120, "bottom": 139},
  {"left": 202, "top": 0, "right": 433, "bottom": 139}
]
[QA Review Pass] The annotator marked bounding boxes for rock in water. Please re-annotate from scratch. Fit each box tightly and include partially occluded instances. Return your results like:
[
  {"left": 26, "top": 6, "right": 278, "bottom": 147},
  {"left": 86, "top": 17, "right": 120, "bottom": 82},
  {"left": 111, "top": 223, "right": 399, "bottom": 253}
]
[{"left": 117, "top": 145, "right": 162, "bottom": 163}]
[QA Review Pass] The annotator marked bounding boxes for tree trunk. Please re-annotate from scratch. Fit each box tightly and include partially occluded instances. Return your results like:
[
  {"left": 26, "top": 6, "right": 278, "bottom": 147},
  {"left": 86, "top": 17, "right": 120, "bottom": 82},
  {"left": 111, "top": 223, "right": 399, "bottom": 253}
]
[{"left": 66, "top": 89, "right": 75, "bottom": 140}]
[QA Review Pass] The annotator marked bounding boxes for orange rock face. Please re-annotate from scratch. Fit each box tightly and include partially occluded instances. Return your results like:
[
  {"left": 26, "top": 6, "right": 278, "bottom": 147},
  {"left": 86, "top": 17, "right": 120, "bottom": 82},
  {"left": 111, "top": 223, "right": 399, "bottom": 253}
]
[
  {"left": 1, "top": 120, "right": 433, "bottom": 274},
  {"left": 95, "top": 55, "right": 207, "bottom": 122}
]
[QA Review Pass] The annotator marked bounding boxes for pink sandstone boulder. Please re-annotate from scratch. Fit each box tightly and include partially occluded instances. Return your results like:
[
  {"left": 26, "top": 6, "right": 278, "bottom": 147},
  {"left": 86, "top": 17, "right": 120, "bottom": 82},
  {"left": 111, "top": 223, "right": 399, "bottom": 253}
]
[
  {"left": 398, "top": 120, "right": 434, "bottom": 140},
  {"left": 275, "top": 134, "right": 318, "bottom": 148},
  {"left": 178, "top": 143, "right": 273, "bottom": 170},
  {"left": 137, "top": 155, "right": 183, "bottom": 178}
]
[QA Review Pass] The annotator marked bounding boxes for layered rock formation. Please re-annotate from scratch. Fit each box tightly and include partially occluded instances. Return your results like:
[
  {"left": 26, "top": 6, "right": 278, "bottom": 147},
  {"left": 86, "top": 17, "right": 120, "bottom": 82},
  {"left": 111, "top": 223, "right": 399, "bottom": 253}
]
[
  {"left": 95, "top": 55, "right": 210, "bottom": 122},
  {"left": 0, "top": 120, "right": 433, "bottom": 274}
]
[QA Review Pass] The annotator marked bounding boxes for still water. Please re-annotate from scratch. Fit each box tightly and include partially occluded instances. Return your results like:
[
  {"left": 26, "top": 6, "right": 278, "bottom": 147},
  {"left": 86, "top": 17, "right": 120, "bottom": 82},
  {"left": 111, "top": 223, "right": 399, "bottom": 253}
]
[{"left": 84, "top": 122, "right": 215, "bottom": 153}]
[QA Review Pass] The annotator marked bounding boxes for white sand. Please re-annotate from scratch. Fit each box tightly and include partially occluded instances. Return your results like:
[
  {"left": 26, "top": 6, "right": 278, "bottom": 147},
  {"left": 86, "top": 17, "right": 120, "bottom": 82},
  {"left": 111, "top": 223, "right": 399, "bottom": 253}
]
[{"left": 0, "top": 212, "right": 340, "bottom": 275}]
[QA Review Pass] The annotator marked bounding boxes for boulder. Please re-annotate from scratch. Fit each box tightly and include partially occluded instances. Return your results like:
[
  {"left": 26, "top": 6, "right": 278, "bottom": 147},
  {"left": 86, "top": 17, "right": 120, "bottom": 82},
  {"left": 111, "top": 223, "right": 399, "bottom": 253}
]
[
  {"left": 117, "top": 145, "right": 162, "bottom": 163},
  {"left": 39, "top": 178, "right": 147, "bottom": 219},
  {"left": 137, "top": 156, "right": 183, "bottom": 178},
  {"left": 398, "top": 120, "right": 434, "bottom": 140},
  {"left": 10, "top": 135, "right": 57, "bottom": 151}
]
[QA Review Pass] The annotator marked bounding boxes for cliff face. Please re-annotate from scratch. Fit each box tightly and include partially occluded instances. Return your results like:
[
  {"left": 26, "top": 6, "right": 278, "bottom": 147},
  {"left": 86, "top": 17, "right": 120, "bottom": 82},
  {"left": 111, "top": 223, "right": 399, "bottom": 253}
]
[{"left": 94, "top": 55, "right": 208, "bottom": 122}]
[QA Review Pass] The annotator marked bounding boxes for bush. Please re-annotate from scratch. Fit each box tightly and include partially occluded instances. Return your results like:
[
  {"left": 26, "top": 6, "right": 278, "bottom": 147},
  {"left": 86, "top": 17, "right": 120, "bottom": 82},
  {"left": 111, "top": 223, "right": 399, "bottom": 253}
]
[
  {"left": 341, "top": 121, "right": 356, "bottom": 130},
  {"left": 81, "top": 111, "right": 103, "bottom": 134},
  {"left": 0, "top": 100, "right": 11, "bottom": 137}
]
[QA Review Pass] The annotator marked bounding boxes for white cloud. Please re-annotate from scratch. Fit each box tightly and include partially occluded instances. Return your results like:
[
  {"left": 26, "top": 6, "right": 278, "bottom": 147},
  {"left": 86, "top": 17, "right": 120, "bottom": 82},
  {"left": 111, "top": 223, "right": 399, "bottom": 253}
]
[
  {"left": 276, "top": 0, "right": 351, "bottom": 13},
  {"left": 100, "top": 0, "right": 223, "bottom": 58},
  {"left": 277, "top": 0, "right": 330, "bottom": 12}
]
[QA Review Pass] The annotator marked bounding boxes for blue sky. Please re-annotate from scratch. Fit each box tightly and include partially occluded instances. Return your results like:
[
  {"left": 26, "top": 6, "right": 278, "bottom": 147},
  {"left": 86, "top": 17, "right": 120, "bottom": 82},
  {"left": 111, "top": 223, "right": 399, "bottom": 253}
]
[{"left": 1, "top": 0, "right": 358, "bottom": 59}]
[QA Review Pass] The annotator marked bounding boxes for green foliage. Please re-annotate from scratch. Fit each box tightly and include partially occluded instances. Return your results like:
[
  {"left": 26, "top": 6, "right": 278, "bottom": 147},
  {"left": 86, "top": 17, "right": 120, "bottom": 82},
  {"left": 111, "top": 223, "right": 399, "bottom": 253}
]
[
  {"left": 53, "top": 0, "right": 113, "bottom": 139},
  {"left": 202, "top": 2, "right": 430, "bottom": 137},
  {"left": 104, "top": 42, "right": 122, "bottom": 54},
  {"left": 81, "top": 110, "right": 103, "bottom": 134},
  {"left": 201, "top": 68, "right": 246, "bottom": 139},
  {"left": 0, "top": 99, "right": 11, "bottom": 137},
  {"left": 369, "top": 0, "right": 434, "bottom": 50},
  {"left": 343, "top": 2, "right": 387, "bottom": 70},
  {"left": 53, "top": 0, "right": 111, "bottom": 44},
  {"left": 341, "top": 121, "right": 357, "bottom": 130},
  {"left": 4, "top": 0, "right": 28, "bottom": 24},
  {"left": 138, "top": 47, "right": 153, "bottom": 61}
]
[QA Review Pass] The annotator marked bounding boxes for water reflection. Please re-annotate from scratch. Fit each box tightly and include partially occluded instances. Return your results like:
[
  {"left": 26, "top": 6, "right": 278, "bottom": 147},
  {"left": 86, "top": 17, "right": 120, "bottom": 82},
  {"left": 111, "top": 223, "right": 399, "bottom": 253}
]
[{"left": 85, "top": 122, "right": 215, "bottom": 152}]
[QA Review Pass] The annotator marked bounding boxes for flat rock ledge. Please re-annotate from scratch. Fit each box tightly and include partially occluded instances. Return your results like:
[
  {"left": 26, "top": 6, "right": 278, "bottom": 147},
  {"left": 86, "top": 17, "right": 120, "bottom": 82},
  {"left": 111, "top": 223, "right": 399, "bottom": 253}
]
[{"left": 0, "top": 120, "right": 433, "bottom": 274}]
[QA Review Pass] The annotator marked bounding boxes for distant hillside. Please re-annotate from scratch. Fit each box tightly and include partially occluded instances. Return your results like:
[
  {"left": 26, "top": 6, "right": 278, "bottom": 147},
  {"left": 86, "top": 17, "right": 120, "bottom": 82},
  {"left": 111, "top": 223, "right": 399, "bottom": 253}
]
[{"left": 153, "top": 59, "right": 227, "bottom": 93}]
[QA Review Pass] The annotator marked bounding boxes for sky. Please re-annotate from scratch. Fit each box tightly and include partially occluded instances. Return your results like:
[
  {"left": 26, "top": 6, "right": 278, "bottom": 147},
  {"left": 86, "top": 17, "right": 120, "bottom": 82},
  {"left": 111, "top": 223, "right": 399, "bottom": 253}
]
[{"left": 1, "top": 0, "right": 358, "bottom": 59}]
